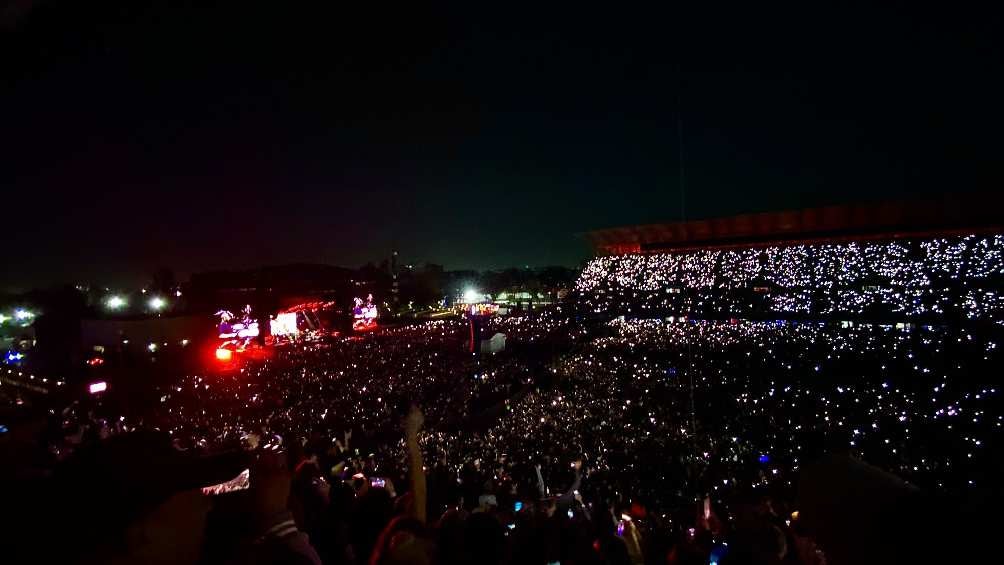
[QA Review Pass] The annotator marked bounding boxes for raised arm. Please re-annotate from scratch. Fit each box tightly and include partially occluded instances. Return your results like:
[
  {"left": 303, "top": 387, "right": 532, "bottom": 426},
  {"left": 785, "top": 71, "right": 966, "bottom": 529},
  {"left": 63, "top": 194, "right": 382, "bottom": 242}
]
[
  {"left": 534, "top": 463, "right": 547, "bottom": 498},
  {"left": 556, "top": 459, "right": 583, "bottom": 506},
  {"left": 404, "top": 405, "right": 427, "bottom": 523}
]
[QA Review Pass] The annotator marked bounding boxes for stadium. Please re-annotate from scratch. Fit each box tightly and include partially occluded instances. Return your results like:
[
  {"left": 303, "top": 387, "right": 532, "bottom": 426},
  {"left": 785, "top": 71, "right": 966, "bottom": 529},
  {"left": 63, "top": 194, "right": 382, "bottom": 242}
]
[
  {"left": 577, "top": 197, "right": 1004, "bottom": 323},
  {"left": 6, "top": 201, "right": 1004, "bottom": 563},
  {"left": 7, "top": 3, "right": 1004, "bottom": 562}
]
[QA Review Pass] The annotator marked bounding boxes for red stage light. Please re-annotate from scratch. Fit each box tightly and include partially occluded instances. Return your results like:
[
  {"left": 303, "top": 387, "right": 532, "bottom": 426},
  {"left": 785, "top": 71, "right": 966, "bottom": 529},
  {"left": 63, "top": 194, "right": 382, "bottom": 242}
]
[{"left": 215, "top": 348, "right": 233, "bottom": 361}]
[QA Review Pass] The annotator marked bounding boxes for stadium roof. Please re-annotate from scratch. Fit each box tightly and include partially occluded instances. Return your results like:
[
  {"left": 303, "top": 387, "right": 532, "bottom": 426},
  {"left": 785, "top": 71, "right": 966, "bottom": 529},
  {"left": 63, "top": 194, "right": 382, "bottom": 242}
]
[{"left": 584, "top": 195, "right": 1004, "bottom": 255}]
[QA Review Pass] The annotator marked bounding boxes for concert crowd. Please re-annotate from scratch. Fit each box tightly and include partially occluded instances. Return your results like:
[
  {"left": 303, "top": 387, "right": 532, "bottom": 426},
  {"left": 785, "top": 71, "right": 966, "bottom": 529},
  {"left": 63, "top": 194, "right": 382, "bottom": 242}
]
[
  {"left": 577, "top": 235, "right": 1004, "bottom": 321},
  {"left": 2, "top": 235, "right": 1003, "bottom": 564}
]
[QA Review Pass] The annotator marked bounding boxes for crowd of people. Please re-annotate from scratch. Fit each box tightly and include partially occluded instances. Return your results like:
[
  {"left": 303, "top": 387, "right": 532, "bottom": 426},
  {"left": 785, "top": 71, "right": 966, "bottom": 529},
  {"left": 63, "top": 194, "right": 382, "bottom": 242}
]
[
  {"left": 576, "top": 234, "right": 1004, "bottom": 321},
  {"left": 1, "top": 236, "right": 1002, "bottom": 564}
]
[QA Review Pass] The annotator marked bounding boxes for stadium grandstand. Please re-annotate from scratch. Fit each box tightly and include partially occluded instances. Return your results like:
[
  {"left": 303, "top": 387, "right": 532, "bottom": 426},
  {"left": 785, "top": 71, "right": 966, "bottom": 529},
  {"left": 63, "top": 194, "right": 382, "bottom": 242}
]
[{"left": 576, "top": 196, "right": 1004, "bottom": 323}]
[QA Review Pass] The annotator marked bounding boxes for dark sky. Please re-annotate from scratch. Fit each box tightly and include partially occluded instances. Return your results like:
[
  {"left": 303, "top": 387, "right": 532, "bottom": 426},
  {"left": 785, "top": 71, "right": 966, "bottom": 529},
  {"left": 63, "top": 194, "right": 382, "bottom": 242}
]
[{"left": 3, "top": 2, "right": 1002, "bottom": 290}]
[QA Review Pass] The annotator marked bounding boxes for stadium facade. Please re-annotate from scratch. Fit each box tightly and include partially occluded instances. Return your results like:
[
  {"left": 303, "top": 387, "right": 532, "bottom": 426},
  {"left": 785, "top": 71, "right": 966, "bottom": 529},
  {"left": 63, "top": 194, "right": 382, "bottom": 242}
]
[{"left": 584, "top": 196, "right": 1004, "bottom": 256}]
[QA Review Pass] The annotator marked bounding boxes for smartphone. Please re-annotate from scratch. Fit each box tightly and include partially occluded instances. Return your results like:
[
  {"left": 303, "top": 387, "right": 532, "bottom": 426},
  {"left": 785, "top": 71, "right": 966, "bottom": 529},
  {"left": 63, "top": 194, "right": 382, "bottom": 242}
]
[
  {"left": 370, "top": 477, "right": 386, "bottom": 488},
  {"left": 202, "top": 468, "right": 250, "bottom": 495},
  {"left": 514, "top": 501, "right": 523, "bottom": 512}
]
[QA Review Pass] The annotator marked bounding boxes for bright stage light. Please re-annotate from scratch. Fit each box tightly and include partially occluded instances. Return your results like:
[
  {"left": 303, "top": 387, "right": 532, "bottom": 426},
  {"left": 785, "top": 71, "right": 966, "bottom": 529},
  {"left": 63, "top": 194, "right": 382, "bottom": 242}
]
[
  {"left": 216, "top": 348, "right": 233, "bottom": 361},
  {"left": 106, "top": 295, "right": 126, "bottom": 309},
  {"left": 463, "top": 289, "right": 481, "bottom": 303},
  {"left": 148, "top": 297, "right": 167, "bottom": 311},
  {"left": 271, "top": 312, "right": 299, "bottom": 337},
  {"left": 14, "top": 309, "right": 33, "bottom": 320}
]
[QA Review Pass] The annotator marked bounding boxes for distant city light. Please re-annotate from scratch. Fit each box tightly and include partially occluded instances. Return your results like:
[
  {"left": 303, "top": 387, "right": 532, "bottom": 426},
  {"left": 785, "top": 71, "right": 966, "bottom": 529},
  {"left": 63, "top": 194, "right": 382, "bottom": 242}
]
[
  {"left": 88, "top": 381, "right": 108, "bottom": 394},
  {"left": 106, "top": 295, "right": 127, "bottom": 310},
  {"left": 148, "top": 297, "right": 167, "bottom": 311}
]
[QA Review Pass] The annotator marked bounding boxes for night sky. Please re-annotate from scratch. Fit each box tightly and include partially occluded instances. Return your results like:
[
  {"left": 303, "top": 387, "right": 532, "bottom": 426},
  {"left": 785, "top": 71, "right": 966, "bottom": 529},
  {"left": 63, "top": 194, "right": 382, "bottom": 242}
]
[{"left": 3, "top": 2, "right": 1002, "bottom": 290}]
